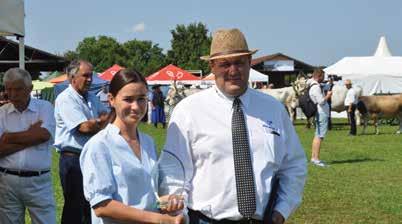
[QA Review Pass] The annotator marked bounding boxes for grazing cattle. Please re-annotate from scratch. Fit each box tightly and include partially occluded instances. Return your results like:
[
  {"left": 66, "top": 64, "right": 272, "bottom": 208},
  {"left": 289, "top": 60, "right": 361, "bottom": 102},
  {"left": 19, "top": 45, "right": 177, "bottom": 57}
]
[
  {"left": 165, "top": 84, "right": 204, "bottom": 120},
  {"left": 259, "top": 76, "right": 308, "bottom": 123},
  {"left": 356, "top": 94, "right": 402, "bottom": 134}
]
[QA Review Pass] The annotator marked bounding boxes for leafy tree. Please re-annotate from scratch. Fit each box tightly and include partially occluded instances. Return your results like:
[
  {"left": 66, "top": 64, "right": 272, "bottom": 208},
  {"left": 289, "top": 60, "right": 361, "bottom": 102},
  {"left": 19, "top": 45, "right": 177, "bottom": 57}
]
[
  {"left": 63, "top": 50, "right": 79, "bottom": 62},
  {"left": 74, "top": 36, "right": 126, "bottom": 72},
  {"left": 63, "top": 36, "right": 166, "bottom": 75},
  {"left": 167, "top": 22, "right": 212, "bottom": 74},
  {"left": 122, "top": 40, "right": 166, "bottom": 76}
]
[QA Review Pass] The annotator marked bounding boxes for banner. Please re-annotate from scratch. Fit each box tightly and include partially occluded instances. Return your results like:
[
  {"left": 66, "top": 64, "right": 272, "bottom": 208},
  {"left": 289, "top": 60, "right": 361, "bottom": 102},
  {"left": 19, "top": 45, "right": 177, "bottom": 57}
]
[{"left": 263, "top": 60, "right": 294, "bottom": 71}]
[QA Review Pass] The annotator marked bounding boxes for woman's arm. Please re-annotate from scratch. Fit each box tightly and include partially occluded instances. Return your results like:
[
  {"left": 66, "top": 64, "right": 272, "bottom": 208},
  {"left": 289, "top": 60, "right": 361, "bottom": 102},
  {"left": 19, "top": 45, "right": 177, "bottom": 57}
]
[{"left": 93, "top": 199, "right": 183, "bottom": 224}]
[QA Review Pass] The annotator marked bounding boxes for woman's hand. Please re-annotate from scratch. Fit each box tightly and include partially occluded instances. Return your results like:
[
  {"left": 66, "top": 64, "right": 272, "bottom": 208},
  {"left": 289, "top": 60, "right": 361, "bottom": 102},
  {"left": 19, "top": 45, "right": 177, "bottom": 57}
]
[{"left": 160, "top": 213, "right": 184, "bottom": 224}]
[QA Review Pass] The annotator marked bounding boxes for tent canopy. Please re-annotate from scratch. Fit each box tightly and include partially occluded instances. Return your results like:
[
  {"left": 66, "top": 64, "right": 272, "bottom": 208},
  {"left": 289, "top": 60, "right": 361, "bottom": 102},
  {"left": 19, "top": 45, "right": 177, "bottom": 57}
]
[
  {"left": 146, "top": 64, "right": 200, "bottom": 85},
  {"left": 203, "top": 68, "right": 268, "bottom": 82},
  {"left": 49, "top": 74, "right": 68, "bottom": 84},
  {"left": 54, "top": 73, "right": 108, "bottom": 97},
  {"left": 99, "top": 64, "right": 125, "bottom": 81},
  {"left": 0, "top": 0, "right": 25, "bottom": 36},
  {"left": 324, "top": 36, "right": 402, "bottom": 95},
  {"left": 32, "top": 80, "right": 54, "bottom": 91}
]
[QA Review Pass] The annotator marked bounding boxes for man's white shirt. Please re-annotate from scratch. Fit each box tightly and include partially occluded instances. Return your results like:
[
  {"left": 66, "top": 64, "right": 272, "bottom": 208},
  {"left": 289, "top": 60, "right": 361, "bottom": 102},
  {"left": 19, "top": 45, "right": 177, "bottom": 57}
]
[
  {"left": 165, "top": 86, "right": 307, "bottom": 220},
  {"left": 344, "top": 88, "right": 358, "bottom": 106},
  {"left": 309, "top": 80, "right": 330, "bottom": 115}
]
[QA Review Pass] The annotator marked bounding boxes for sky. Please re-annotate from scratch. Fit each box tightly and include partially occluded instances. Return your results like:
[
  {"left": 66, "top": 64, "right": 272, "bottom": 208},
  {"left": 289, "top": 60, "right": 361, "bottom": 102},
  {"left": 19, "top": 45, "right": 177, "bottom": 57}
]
[{"left": 22, "top": 0, "right": 402, "bottom": 67}]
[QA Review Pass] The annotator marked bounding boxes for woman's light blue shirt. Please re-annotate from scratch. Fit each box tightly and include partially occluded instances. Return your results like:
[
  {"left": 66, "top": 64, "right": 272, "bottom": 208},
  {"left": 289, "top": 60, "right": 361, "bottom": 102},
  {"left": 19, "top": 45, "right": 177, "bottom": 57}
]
[{"left": 80, "top": 123, "right": 158, "bottom": 224}]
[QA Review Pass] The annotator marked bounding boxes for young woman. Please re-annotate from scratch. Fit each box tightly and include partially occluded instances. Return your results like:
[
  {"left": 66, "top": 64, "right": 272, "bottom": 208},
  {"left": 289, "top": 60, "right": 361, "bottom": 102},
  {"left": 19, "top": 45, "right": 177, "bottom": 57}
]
[{"left": 80, "top": 69, "right": 184, "bottom": 224}]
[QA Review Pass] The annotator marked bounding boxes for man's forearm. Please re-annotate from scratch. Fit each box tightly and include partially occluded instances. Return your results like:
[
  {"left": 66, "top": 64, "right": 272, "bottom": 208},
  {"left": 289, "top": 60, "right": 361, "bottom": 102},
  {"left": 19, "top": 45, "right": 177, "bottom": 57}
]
[
  {"left": 0, "top": 143, "right": 26, "bottom": 158},
  {"left": 78, "top": 113, "right": 109, "bottom": 135},
  {"left": 3, "top": 129, "right": 50, "bottom": 146}
]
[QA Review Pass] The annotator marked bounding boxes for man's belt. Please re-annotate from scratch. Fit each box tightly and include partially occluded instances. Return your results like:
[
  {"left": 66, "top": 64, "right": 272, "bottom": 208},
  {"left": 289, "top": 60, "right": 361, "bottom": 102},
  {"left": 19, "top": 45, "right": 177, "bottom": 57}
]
[
  {"left": 0, "top": 167, "right": 50, "bottom": 177},
  {"left": 188, "top": 209, "right": 262, "bottom": 224}
]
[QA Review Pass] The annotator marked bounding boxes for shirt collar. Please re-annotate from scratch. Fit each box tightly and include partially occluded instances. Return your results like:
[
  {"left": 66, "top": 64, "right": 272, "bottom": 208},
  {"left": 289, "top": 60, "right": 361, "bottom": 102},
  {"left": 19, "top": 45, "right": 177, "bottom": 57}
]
[
  {"left": 213, "top": 85, "right": 251, "bottom": 109},
  {"left": 106, "top": 123, "right": 140, "bottom": 139},
  {"left": 6, "top": 97, "right": 37, "bottom": 114},
  {"left": 68, "top": 84, "right": 88, "bottom": 101}
]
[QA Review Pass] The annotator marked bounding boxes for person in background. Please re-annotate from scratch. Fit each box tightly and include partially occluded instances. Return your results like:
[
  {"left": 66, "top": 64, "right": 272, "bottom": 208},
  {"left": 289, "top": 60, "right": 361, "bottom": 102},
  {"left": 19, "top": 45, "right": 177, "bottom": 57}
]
[
  {"left": 54, "top": 60, "right": 109, "bottom": 224},
  {"left": 165, "top": 28, "right": 307, "bottom": 224},
  {"left": 309, "top": 69, "right": 332, "bottom": 167},
  {"left": 322, "top": 78, "right": 334, "bottom": 130},
  {"left": 0, "top": 68, "right": 56, "bottom": 224},
  {"left": 96, "top": 85, "right": 110, "bottom": 109},
  {"left": 344, "top": 79, "right": 357, "bottom": 136},
  {"left": 151, "top": 85, "right": 166, "bottom": 128},
  {"left": 80, "top": 69, "right": 184, "bottom": 224}
]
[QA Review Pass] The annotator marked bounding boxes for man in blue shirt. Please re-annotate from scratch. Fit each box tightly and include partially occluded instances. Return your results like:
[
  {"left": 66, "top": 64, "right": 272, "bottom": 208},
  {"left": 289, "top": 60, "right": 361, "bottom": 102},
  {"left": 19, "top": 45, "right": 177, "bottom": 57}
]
[{"left": 54, "top": 60, "right": 109, "bottom": 224}]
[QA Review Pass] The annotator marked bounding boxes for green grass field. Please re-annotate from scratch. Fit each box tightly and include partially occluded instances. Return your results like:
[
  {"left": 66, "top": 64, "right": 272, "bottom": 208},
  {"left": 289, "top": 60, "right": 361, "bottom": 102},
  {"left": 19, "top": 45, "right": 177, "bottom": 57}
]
[{"left": 41, "top": 119, "right": 401, "bottom": 224}]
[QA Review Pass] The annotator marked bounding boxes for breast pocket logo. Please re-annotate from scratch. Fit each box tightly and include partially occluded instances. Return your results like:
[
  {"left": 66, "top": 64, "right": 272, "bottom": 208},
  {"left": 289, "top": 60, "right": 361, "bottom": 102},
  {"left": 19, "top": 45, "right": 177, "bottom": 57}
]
[{"left": 262, "top": 120, "right": 280, "bottom": 136}]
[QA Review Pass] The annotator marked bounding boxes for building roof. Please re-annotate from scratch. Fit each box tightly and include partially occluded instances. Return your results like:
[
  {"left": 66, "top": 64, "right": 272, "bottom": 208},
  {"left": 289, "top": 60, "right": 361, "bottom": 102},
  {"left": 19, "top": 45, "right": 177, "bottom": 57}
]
[
  {"left": 251, "top": 52, "right": 315, "bottom": 69},
  {"left": 0, "top": 37, "right": 68, "bottom": 72}
]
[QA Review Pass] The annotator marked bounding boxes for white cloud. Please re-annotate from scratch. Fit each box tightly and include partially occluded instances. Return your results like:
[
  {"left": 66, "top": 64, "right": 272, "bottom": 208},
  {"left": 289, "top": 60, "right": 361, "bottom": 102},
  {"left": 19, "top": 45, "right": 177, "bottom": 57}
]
[{"left": 131, "top": 22, "right": 145, "bottom": 33}]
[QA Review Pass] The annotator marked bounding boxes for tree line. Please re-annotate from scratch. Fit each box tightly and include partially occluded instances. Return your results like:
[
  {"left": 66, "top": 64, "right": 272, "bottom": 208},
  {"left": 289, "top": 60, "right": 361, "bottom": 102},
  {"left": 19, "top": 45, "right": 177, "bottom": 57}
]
[{"left": 64, "top": 22, "right": 212, "bottom": 76}]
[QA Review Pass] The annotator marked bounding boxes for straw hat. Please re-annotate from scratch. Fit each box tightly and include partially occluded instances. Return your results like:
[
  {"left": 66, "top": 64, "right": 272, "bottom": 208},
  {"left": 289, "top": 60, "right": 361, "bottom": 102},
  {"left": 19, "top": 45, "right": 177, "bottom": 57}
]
[{"left": 201, "top": 28, "right": 258, "bottom": 61}]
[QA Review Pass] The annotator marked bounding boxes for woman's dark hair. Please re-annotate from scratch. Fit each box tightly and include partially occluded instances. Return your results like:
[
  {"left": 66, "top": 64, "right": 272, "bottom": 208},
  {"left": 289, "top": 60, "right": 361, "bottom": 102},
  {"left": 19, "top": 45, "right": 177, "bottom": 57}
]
[{"left": 108, "top": 68, "right": 148, "bottom": 122}]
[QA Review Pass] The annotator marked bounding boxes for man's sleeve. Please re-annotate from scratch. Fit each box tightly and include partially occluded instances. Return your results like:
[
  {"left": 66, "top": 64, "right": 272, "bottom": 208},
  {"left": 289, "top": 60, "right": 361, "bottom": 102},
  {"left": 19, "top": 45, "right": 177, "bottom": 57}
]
[
  {"left": 163, "top": 104, "right": 194, "bottom": 198},
  {"left": 274, "top": 109, "right": 307, "bottom": 219},
  {"left": 40, "top": 101, "right": 56, "bottom": 141},
  {"left": 56, "top": 97, "right": 88, "bottom": 132},
  {"left": 310, "top": 85, "right": 326, "bottom": 105},
  {"left": 0, "top": 110, "right": 5, "bottom": 137}
]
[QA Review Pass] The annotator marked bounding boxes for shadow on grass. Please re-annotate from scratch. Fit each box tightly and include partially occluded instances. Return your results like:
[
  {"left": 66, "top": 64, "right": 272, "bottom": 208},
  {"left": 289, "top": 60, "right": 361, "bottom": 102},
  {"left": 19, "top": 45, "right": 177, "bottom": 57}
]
[
  {"left": 358, "top": 132, "right": 400, "bottom": 136},
  {"left": 328, "top": 158, "right": 385, "bottom": 164}
]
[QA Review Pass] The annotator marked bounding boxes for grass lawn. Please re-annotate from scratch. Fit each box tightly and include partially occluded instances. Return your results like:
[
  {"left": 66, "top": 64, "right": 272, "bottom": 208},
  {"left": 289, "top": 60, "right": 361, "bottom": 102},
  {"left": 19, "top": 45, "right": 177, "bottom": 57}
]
[{"left": 42, "top": 119, "right": 401, "bottom": 224}]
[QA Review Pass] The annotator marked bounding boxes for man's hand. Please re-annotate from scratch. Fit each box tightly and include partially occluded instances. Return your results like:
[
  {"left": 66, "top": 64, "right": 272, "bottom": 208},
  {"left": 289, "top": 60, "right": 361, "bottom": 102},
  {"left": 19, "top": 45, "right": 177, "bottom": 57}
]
[
  {"left": 159, "top": 195, "right": 184, "bottom": 213},
  {"left": 326, "top": 91, "right": 333, "bottom": 98},
  {"left": 0, "top": 133, "right": 7, "bottom": 144},
  {"left": 28, "top": 120, "right": 43, "bottom": 132},
  {"left": 271, "top": 211, "right": 285, "bottom": 224}
]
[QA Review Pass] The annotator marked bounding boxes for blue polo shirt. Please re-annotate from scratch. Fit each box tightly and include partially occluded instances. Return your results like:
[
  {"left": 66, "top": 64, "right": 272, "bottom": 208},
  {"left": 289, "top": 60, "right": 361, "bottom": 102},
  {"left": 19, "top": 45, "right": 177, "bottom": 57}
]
[{"left": 54, "top": 85, "right": 107, "bottom": 153}]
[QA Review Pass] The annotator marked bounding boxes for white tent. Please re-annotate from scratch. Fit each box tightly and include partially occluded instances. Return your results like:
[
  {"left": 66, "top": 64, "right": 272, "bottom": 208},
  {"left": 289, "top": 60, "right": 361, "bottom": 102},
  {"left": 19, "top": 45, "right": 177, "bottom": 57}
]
[
  {"left": 249, "top": 68, "right": 269, "bottom": 82},
  {"left": 0, "top": 0, "right": 25, "bottom": 69},
  {"left": 202, "top": 68, "right": 268, "bottom": 83},
  {"left": 324, "top": 36, "right": 402, "bottom": 95}
]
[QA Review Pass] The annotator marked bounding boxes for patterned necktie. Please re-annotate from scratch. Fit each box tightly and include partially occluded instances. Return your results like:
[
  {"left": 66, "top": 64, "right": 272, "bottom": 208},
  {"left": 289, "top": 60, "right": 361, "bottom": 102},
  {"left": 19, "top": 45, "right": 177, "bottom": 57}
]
[{"left": 232, "top": 97, "right": 256, "bottom": 218}]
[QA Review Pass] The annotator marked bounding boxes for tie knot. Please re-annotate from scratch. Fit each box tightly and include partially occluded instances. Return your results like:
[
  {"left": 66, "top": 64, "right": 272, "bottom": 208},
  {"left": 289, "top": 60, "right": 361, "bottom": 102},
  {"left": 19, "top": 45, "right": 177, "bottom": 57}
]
[
  {"left": 233, "top": 97, "right": 241, "bottom": 105},
  {"left": 233, "top": 97, "right": 241, "bottom": 111}
]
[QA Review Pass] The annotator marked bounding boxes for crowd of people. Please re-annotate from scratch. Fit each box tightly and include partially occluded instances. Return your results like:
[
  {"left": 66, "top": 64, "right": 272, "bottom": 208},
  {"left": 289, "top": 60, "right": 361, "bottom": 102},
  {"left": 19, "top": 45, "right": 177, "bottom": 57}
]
[{"left": 0, "top": 28, "right": 311, "bottom": 224}]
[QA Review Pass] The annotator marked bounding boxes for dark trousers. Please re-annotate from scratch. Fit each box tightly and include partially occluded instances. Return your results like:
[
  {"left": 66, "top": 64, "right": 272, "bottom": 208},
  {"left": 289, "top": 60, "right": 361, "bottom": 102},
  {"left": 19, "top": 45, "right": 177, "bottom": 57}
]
[
  {"left": 59, "top": 153, "right": 91, "bottom": 224},
  {"left": 347, "top": 105, "right": 357, "bottom": 135},
  {"left": 188, "top": 209, "right": 262, "bottom": 224},
  {"left": 328, "top": 102, "right": 332, "bottom": 130}
]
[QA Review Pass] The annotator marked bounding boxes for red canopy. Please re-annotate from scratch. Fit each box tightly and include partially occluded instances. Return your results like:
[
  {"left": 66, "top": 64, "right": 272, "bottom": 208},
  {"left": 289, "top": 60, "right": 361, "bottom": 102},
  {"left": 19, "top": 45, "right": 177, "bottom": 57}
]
[
  {"left": 49, "top": 74, "right": 68, "bottom": 84},
  {"left": 99, "top": 64, "right": 125, "bottom": 81},
  {"left": 146, "top": 64, "right": 200, "bottom": 84}
]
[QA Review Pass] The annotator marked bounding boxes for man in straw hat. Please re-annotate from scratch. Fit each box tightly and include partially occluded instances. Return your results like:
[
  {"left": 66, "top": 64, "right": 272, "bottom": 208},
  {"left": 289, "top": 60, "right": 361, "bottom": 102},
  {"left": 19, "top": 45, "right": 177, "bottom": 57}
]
[
  {"left": 344, "top": 79, "right": 357, "bottom": 136},
  {"left": 165, "top": 28, "right": 307, "bottom": 223}
]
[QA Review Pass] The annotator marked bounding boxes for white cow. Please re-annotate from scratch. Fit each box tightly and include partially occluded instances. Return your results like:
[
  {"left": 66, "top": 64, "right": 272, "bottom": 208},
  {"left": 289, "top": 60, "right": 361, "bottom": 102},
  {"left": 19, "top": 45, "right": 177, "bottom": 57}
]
[
  {"left": 258, "top": 76, "right": 308, "bottom": 123},
  {"left": 165, "top": 84, "right": 204, "bottom": 120},
  {"left": 330, "top": 84, "right": 363, "bottom": 125}
]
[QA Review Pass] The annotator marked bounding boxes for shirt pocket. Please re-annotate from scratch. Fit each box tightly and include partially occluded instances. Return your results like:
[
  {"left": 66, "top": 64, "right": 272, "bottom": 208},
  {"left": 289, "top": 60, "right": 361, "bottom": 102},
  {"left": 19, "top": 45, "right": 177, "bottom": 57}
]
[{"left": 262, "top": 126, "right": 286, "bottom": 170}]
